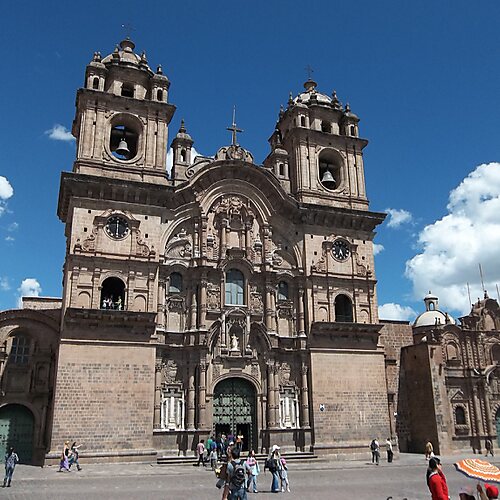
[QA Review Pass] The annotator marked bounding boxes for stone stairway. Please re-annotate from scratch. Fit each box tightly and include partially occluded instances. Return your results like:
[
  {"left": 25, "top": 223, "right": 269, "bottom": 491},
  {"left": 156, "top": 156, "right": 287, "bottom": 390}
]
[{"left": 157, "top": 451, "right": 317, "bottom": 465}]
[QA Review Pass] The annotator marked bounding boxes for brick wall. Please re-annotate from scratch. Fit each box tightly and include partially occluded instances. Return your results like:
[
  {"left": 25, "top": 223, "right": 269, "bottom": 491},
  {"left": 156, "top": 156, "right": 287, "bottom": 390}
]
[
  {"left": 50, "top": 343, "right": 155, "bottom": 454},
  {"left": 310, "top": 349, "right": 390, "bottom": 453}
]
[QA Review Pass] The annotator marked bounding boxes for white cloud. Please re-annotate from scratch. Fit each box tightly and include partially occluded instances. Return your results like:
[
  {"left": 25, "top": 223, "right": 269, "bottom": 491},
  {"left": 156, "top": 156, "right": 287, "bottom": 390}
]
[
  {"left": 5, "top": 236, "right": 14, "bottom": 242},
  {"left": 45, "top": 124, "right": 75, "bottom": 142},
  {"left": 7, "top": 222, "right": 18, "bottom": 232},
  {"left": 373, "top": 243, "right": 385, "bottom": 256},
  {"left": 406, "top": 162, "right": 500, "bottom": 314},
  {"left": 385, "top": 208, "right": 413, "bottom": 228},
  {"left": 0, "top": 176, "right": 13, "bottom": 200},
  {"left": 0, "top": 277, "right": 10, "bottom": 291},
  {"left": 166, "top": 146, "right": 200, "bottom": 174},
  {"left": 0, "top": 176, "right": 13, "bottom": 217},
  {"left": 378, "top": 303, "right": 416, "bottom": 321},
  {"left": 17, "top": 278, "right": 42, "bottom": 308}
]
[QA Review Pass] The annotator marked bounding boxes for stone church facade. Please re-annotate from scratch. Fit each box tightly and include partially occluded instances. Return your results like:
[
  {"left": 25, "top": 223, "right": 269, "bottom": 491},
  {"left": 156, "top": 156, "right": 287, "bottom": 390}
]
[{"left": 1, "top": 38, "right": 498, "bottom": 465}]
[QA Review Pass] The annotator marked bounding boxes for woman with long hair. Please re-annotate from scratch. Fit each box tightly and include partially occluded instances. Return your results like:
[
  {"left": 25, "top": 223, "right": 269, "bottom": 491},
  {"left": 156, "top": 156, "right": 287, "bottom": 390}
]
[{"left": 58, "top": 441, "right": 71, "bottom": 472}]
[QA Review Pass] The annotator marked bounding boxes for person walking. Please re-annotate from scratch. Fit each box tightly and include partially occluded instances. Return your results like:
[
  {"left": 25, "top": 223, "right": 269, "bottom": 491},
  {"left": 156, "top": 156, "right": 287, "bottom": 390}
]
[
  {"left": 59, "top": 441, "right": 71, "bottom": 472},
  {"left": 68, "top": 441, "right": 82, "bottom": 471},
  {"left": 3, "top": 447, "right": 19, "bottom": 487},
  {"left": 196, "top": 439, "right": 206, "bottom": 467},
  {"left": 210, "top": 446, "right": 218, "bottom": 471},
  {"left": 426, "top": 457, "right": 449, "bottom": 500},
  {"left": 386, "top": 437, "right": 394, "bottom": 463},
  {"left": 370, "top": 438, "right": 380, "bottom": 465},
  {"left": 486, "top": 438, "right": 495, "bottom": 457},
  {"left": 279, "top": 456, "right": 290, "bottom": 492},
  {"left": 245, "top": 449, "right": 259, "bottom": 493}
]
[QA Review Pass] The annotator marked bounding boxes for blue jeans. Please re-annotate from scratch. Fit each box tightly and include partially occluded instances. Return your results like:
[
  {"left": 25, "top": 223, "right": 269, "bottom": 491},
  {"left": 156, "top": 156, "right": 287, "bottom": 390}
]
[
  {"left": 4, "top": 466, "right": 14, "bottom": 484},
  {"left": 271, "top": 470, "right": 280, "bottom": 492},
  {"left": 247, "top": 474, "right": 258, "bottom": 492},
  {"left": 229, "top": 486, "right": 248, "bottom": 500}
]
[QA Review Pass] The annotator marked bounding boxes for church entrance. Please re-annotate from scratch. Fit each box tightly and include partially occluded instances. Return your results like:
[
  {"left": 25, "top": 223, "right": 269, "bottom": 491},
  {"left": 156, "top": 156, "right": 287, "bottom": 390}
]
[
  {"left": 213, "top": 378, "right": 257, "bottom": 452},
  {"left": 0, "top": 404, "right": 34, "bottom": 464}
]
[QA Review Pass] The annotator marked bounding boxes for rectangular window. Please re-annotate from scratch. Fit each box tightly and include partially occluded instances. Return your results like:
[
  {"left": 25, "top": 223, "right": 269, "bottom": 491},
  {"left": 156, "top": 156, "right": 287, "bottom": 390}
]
[
  {"left": 9, "top": 335, "right": 30, "bottom": 364},
  {"left": 160, "top": 386, "right": 185, "bottom": 431},
  {"left": 278, "top": 387, "right": 300, "bottom": 429}
]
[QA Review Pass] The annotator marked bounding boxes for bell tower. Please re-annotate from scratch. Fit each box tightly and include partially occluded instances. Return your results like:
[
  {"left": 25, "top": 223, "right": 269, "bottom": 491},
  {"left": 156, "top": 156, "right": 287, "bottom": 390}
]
[
  {"left": 274, "top": 79, "right": 367, "bottom": 210},
  {"left": 73, "top": 38, "right": 176, "bottom": 184}
]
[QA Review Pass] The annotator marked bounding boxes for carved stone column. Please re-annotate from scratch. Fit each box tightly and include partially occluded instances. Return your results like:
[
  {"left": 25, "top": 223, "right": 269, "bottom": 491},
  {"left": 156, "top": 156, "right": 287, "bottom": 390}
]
[
  {"left": 472, "top": 383, "right": 484, "bottom": 445},
  {"left": 187, "top": 365, "right": 196, "bottom": 430},
  {"left": 244, "top": 221, "right": 252, "bottom": 258},
  {"left": 190, "top": 287, "right": 197, "bottom": 330},
  {"left": 199, "top": 275, "right": 207, "bottom": 329},
  {"left": 267, "top": 362, "right": 276, "bottom": 428},
  {"left": 197, "top": 362, "right": 207, "bottom": 429},
  {"left": 193, "top": 218, "right": 200, "bottom": 258},
  {"left": 297, "top": 288, "right": 305, "bottom": 337},
  {"left": 265, "top": 287, "right": 272, "bottom": 331},
  {"left": 483, "top": 381, "right": 494, "bottom": 437},
  {"left": 220, "top": 219, "right": 228, "bottom": 258},
  {"left": 154, "top": 362, "right": 163, "bottom": 429},
  {"left": 157, "top": 278, "right": 166, "bottom": 329},
  {"left": 272, "top": 364, "right": 280, "bottom": 427},
  {"left": 300, "top": 363, "right": 310, "bottom": 428}
]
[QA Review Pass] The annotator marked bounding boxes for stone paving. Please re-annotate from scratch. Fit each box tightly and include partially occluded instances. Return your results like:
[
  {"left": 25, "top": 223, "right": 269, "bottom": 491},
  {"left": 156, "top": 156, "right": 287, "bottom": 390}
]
[{"left": 2, "top": 453, "right": 499, "bottom": 499}]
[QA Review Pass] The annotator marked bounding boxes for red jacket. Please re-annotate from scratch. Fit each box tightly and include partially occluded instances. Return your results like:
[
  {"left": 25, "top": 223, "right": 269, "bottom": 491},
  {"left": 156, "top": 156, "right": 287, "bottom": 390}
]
[{"left": 428, "top": 470, "right": 449, "bottom": 500}]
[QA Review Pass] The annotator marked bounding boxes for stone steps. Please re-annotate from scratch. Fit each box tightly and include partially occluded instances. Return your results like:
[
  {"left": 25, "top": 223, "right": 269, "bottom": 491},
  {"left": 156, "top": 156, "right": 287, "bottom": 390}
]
[{"left": 157, "top": 451, "right": 318, "bottom": 465}]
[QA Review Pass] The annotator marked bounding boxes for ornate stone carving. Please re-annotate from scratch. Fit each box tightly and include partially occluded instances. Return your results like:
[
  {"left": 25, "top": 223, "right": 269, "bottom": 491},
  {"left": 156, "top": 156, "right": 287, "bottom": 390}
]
[
  {"left": 207, "top": 283, "right": 221, "bottom": 310},
  {"left": 164, "top": 359, "right": 180, "bottom": 384},
  {"left": 278, "top": 362, "right": 292, "bottom": 386},
  {"left": 136, "top": 230, "right": 152, "bottom": 257},
  {"left": 212, "top": 363, "right": 221, "bottom": 379},
  {"left": 277, "top": 302, "right": 294, "bottom": 319},
  {"left": 165, "top": 226, "right": 193, "bottom": 260},
  {"left": 250, "top": 284, "right": 264, "bottom": 314},
  {"left": 81, "top": 227, "right": 98, "bottom": 252},
  {"left": 167, "top": 296, "right": 185, "bottom": 312}
]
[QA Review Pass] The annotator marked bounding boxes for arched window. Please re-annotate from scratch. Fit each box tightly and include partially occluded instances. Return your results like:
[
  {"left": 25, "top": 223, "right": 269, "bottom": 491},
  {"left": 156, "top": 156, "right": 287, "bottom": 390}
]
[
  {"left": 169, "top": 273, "right": 183, "bottom": 294},
  {"left": 121, "top": 82, "right": 134, "bottom": 98},
  {"left": 335, "top": 294, "right": 353, "bottom": 322},
  {"left": 92, "top": 77, "right": 99, "bottom": 90},
  {"left": 277, "top": 281, "right": 289, "bottom": 301},
  {"left": 100, "top": 277, "right": 126, "bottom": 310},
  {"left": 446, "top": 343, "right": 459, "bottom": 361},
  {"left": 110, "top": 121, "right": 139, "bottom": 161},
  {"left": 318, "top": 149, "right": 342, "bottom": 191},
  {"left": 350, "top": 125, "right": 356, "bottom": 136},
  {"left": 225, "top": 269, "right": 244, "bottom": 305},
  {"left": 157, "top": 89, "right": 163, "bottom": 101},
  {"left": 180, "top": 149, "right": 186, "bottom": 162},
  {"left": 279, "top": 163, "right": 285, "bottom": 176},
  {"left": 300, "top": 116, "right": 306, "bottom": 127},
  {"left": 455, "top": 406, "right": 466, "bottom": 425},
  {"left": 9, "top": 334, "right": 30, "bottom": 364},
  {"left": 321, "top": 121, "right": 332, "bottom": 133},
  {"left": 492, "top": 344, "right": 500, "bottom": 363}
]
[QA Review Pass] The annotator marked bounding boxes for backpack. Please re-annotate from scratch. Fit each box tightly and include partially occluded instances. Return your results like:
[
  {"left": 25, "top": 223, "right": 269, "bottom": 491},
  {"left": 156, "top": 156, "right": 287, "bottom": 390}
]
[
  {"left": 370, "top": 440, "right": 377, "bottom": 451},
  {"left": 230, "top": 460, "right": 246, "bottom": 489},
  {"left": 265, "top": 457, "right": 277, "bottom": 473}
]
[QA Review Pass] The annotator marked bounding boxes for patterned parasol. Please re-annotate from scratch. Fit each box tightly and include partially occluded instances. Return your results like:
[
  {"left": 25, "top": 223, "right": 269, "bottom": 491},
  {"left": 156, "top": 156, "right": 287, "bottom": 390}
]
[{"left": 454, "top": 458, "right": 500, "bottom": 483}]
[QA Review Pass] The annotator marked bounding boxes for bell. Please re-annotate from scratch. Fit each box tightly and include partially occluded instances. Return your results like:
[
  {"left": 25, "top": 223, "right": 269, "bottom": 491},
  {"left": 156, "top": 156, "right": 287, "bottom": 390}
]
[
  {"left": 116, "top": 138, "right": 130, "bottom": 157},
  {"left": 321, "top": 170, "right": 335, "bottom": 185}
]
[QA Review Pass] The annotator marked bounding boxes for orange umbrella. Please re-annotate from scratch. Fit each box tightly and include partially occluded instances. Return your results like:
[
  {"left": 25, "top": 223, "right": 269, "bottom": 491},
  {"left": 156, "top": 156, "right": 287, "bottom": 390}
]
[{"left": 454, "top": 458, "right": 500, "bottom": 483}]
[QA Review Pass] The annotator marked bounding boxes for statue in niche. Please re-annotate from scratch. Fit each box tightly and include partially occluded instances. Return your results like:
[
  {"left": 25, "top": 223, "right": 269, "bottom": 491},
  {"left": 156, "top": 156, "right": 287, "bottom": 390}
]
[{"left": 231, "top": 334, "right": 240, "bottom": 351}]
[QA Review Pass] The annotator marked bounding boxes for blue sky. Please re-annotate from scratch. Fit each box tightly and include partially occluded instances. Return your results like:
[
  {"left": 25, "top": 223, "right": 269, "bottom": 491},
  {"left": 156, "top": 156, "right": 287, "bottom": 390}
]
[{"left": 1, "top": 0, "right": 499, "bottom": 321}]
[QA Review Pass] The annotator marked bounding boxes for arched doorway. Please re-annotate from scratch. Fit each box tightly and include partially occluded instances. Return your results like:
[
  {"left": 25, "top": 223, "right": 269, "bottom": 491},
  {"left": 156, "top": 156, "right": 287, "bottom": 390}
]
[
  {"left": 213, "top": 378, "right": 257, "bottom": 451},
  {"left": 0, "top": 404, "right": 34, "bottom": 464},
  {"left": 100, "top": 277, "right": 126, "bottom": 310}
]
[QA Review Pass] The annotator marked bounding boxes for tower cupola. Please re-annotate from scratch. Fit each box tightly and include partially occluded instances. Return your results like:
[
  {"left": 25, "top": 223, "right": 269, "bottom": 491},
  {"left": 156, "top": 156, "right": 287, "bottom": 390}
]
[{"left": 171, "top": 120, "right": 195, "bottom": 183}]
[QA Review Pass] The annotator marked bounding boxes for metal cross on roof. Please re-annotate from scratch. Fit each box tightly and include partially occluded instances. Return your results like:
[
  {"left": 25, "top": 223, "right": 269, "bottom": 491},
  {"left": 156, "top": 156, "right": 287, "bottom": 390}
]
[
  {"left": 121, "top": 23, "right": 135, "bottom": 39},
  {"left": 226, "top": 106, "right": 243, "bottom": 146},
  {"left": 305, "top": 64, "right": 314, "bottom": 80}
]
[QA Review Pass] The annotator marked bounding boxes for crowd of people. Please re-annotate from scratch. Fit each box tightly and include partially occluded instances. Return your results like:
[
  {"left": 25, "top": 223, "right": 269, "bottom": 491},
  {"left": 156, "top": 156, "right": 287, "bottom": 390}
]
[{"left": 196, "top": 434, "right": 291, "bottom": 499}]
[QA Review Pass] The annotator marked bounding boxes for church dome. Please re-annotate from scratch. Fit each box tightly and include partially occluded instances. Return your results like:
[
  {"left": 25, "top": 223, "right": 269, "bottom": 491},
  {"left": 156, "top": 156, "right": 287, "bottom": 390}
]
[
  {"left": 293, "top": 79, "right": 333, "bottom": 107},
  {"left": 413, "top": 292, "right": 455, "bottom": 328},
  {"left": 101, "top": 38, "right": 153, "bottom": 75}
]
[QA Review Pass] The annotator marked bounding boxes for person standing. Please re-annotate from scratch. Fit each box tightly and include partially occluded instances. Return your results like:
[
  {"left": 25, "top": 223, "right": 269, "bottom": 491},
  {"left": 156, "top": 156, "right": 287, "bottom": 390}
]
[
  {"left": 486, "top": 438, "right": 495, "bottom": 457},
  {"left": 245, "top": 450, "right": 259, "bottom": 493},
  {"left": 386, "top": 437, "right": 393, "bottom": 463},
  {"left": 196, "top": 439, "right": 206, "bottom": 467},
  {"left": 59, "top": 441, "right": 71, "bottom": 472},
  {"left": 370, "top": 438, "right": 380, "bottom": 465},
  {"left": 426, "top": 457, "right": 449, "bottom": 500},
  {"left": 223, "top": 447, "right": 250, "bottom": 500},
  {"left": 265, "top": 445, "right": 281, "bottom": 493},
  {"left": 425, "top": 440, "right": 434, "bottom": 460},
  {"left": 210, "top": 446, "right": 218, "bottom": 471},
  {"left": 3, "top": 447, "right": 19, "bottom": 487}
]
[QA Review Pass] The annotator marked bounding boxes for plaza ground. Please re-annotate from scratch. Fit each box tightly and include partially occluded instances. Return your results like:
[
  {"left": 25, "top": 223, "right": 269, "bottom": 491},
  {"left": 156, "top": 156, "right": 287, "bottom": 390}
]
[{"left": 2, "top": 452, "right": 498, "bottom": 499}]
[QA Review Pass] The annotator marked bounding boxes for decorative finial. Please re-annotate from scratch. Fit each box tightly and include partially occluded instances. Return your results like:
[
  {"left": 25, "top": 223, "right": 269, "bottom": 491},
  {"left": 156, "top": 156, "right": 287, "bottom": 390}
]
[
  {"left": 345, "top": 102, "right": 351, "bottom": 113},
  {"left": 226, "top": 106, "right": 243, "bottom": 146},
  {"left": 288, "top": 92, "right": 294, "bottom": 106},
  {"left": 156, "top": 65, "right": 163, "bottom": 74},
  {"left": 179, "top": 119, "right": 186, "bottom": 133},
  {"left": 140, "top": 51, "right": 147, "bottom": 62},
  {"left": 331, "top": 90, "right": 342, "bottom": 110}
]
